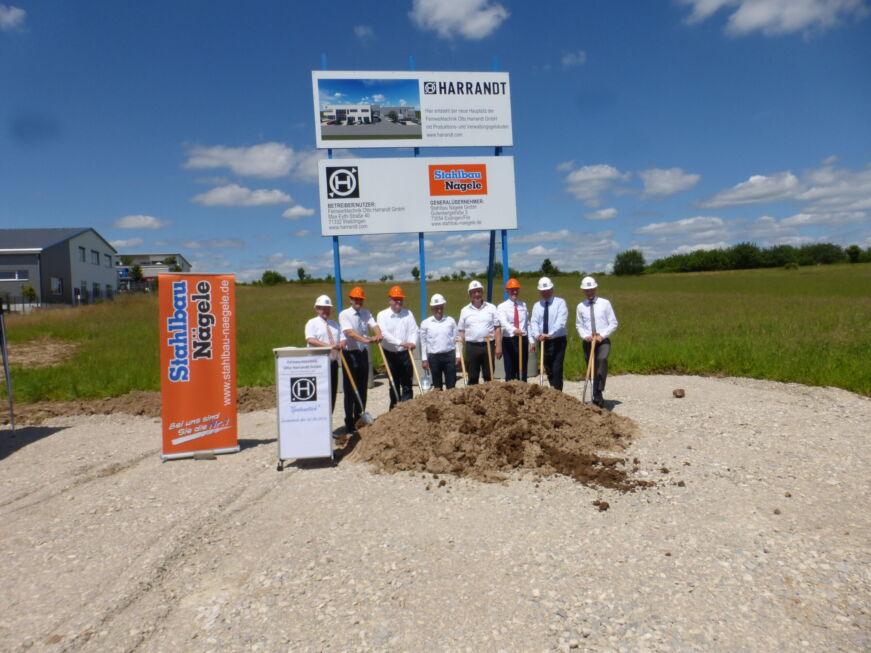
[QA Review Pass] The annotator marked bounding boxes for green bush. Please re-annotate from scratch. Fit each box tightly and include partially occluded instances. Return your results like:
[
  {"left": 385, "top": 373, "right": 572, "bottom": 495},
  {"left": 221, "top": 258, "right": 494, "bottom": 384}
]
[{"left": 613, "top": 249, "right": 645, "bottom": 276}]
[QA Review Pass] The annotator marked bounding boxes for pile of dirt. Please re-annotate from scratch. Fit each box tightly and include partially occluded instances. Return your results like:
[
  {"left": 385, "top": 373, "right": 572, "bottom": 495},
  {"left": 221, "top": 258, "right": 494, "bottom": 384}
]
[
  {"left": 1, "top": 387, "right": 277, "bottom": 426},
  {"left": 348, "top": 381, "right": 650, "bottom": 490}
]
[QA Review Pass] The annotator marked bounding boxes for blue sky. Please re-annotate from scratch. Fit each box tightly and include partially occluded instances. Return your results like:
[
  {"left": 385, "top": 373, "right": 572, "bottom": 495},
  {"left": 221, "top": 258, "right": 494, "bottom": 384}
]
[
  {"left": 1, "top": 0, "right": 869, "bottom": 281},
  {"left": 317, "top": 78, "right": 421, "bottom": 110}
]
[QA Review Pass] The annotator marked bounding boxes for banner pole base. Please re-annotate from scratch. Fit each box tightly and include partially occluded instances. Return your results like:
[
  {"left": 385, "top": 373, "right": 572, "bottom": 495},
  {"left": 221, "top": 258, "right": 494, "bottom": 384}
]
[{"left": 160, "top": 446, "right": 240, "bottom": 462}]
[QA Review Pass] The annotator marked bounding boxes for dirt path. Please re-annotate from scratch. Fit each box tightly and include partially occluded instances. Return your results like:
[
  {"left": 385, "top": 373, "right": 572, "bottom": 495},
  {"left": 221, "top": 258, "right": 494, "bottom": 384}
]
[{"left": 1, "top": 375, "right": 868, "bottom": 652}]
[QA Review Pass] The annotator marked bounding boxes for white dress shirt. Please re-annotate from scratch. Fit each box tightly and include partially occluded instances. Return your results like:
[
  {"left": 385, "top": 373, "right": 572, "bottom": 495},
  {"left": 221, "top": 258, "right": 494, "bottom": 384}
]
[
  {"left": 304, "top": 316, "right": 344, "bottom": 360},
  {"left": 420, "top": 315, "right": 459, "bottom": 358},
  {"left": 457, "top": 302, "right": 500, "bottom": 342},
  {"left": 575, "top": 297, "right": 618, "bottom": 339},
  {"left": 496, "top": 298, "right": 529, "bottom": 337},
  {"left": 529, "top": 296, "right": 568, "bottom": 339},
  {"left": 339, "top": 306, "right": 377, "bottom": 352},
  {"left": 377, "top": 307, "right": 420, "bottom": 353}
]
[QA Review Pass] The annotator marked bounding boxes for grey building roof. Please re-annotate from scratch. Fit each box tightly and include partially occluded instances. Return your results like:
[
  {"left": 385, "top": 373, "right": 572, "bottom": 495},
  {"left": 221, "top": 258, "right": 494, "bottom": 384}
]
[{"left": 0, "top": 228, "right": 116, "bottom": 253}]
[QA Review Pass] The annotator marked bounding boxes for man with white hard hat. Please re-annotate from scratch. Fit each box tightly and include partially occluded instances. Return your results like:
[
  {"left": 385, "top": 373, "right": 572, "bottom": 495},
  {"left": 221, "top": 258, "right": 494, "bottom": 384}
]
[
  {"left": 528, "top": 276, "right": 569, "bottom": 390},
  {"left": 304, "top": 295, "right": 347, "bottom": 414},
  {"left": 497, "top": 278, "right": 529, "bottom": 382},
  {"left": 457, "top": 279, "right": 502, "bottom": 384},
  {"left": 377, "top": 285, "right": 419, "bottom": 409},
  {"left": 575, "top": 276, "right": 618, "bottom": 408},
  {"left": 420, "top": 293, "right": 460, "bottom": 390}
]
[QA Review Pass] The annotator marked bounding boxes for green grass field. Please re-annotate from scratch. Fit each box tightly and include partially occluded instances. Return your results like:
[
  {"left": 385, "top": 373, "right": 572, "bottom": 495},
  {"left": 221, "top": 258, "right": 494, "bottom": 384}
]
[{"left": 3, "top": 264, "right": 870, "bottom": 402}]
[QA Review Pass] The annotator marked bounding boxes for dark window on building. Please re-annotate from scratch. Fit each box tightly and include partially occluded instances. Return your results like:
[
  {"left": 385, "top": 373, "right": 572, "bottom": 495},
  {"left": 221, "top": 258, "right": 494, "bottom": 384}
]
[
  {"left": 51, "top": 277, "right": 63, "bottom": 295},
  {"left": 104, "top": 253, "right": 112, "bottom": 267},
  {"left": 0, "top": 270, "right": 29, "bottom": 281},
  {"left": 79, "top": 246, "right": 86, "bottom": 262},
  {"left": 92, "top": 282, "right": 101, "bottom": 298},
  {"left": 91, "top": 250, "right": 100, "bottom": 265}
]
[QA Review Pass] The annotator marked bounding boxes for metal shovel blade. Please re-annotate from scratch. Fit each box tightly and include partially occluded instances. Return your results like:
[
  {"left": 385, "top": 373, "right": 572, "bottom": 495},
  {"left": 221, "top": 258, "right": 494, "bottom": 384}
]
[{"left": 357, "top": 411, "right": 374, "bottom": 427}]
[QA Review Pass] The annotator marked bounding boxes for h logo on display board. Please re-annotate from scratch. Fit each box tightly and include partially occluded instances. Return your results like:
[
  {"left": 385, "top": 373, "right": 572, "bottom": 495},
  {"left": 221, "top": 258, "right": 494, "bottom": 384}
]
[
  {"left": 290, "top": 376, "right": 318, "bottom": 402},
  {"left": 326, "top": 167, "right": 359, "bottom": 199}
]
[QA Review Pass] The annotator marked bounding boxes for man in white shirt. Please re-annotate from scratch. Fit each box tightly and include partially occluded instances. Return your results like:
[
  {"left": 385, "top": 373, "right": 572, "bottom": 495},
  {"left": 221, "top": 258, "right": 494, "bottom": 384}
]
[
  {"left": 420, "top": 293, "right": 460, "bottom": 390},
  {"left": 576, "top": 276, "right": 618, "bottom": 408},
  {"left": 376, "top": 285, "right": 419, "bottom": 409},
  {"left": 304, "top": 295, "right": 347, "bottom": 415},
  {"left": 338, "top": 286, "right": 382, "bottom": 433},
  {"left": 497, "top": 278, "right": 528, "bottom": 382},
  {"left": 457, "top": 280, "right": 502, "bottom": 384},
  {"left": 528, "top": 276, "right": 569, "bottom": 390}
]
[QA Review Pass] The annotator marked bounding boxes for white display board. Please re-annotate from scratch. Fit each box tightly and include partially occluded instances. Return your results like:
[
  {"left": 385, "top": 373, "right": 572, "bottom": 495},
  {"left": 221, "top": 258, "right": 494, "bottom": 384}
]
[
  {"left": 312, "top": 71, "right": 512, "bottom": 148},
  {"left": 318, "top": 156, "right": 517, "bottom": 236},
  {"left": 275, "top": 347, "right": 333, "bottom": 461}
]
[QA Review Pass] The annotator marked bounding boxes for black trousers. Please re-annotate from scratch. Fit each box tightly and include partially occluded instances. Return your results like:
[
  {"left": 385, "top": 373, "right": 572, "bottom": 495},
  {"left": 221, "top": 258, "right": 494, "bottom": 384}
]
[
  {"left": 329, "top": 359, "right": 338, "bottom": 414},
  {"left": 384, "top": 349, "right": 414, "bottom": 409},
  {"left": 427, "top": 351, "right": 457, "bottom": 389},
  {"left": 502, "top": 334, "right": 528, "bottom": 381},
  {"left": 541, "top": 336, "right": 567, "bottom": 390},
  {"left": 583, "top": 338, "right": 611, "bottom": 401},
  {"left": 464, "top": 341, "right": 493, "bottom": 385},
  {"left": 342, "top": 349, "right": 369, "bottom": 428}
]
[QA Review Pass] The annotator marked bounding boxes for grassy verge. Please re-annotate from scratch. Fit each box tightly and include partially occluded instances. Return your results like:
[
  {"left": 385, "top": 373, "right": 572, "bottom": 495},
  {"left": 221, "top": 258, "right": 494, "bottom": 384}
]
[{"left": 3, "top": 263, "right": 870, "bottom": 402}]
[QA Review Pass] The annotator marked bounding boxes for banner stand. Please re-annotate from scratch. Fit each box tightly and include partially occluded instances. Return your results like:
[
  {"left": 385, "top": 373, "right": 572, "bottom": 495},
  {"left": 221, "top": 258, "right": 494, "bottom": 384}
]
[{"left": 274, "top": 346, "right": 334, "bottom": 470}]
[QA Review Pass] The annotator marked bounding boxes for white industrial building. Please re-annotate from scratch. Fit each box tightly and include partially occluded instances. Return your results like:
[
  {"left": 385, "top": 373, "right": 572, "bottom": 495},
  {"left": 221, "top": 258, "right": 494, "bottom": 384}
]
[{"left": 322, "top": 104, "right": 417, "bottom": 125}]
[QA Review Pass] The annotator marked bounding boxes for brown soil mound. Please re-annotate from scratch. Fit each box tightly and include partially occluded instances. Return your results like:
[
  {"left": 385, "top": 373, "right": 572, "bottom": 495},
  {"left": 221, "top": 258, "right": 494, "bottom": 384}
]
[
  {"left": 2, "top": 386, "right": 277, "bottom": 426},
  {"left": 348, "top": 381, "right": 650, "bottom": 490}
]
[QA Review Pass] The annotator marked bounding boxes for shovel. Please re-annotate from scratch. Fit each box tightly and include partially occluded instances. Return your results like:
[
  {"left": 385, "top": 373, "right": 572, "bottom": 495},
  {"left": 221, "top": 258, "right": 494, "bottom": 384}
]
[
  {"left": 339, "top": 350, "right": 374, "bottom": 426},
  {"left": 485, "top": 336, "right": 495, "bottom": 381},
  {"left": 517, "top": 331, "right": 523, "bottom": 382},
  {"left": 376, "top": 341, "right": 400, "bottom": 403},
  {"left": 407, "top": 347, "right": 427, "bottom": 394},
  {"left": 538, "top": 339, "right": 546, "bottom": 386},
  {"left": 458, "top": 344, "right": 469, "bottom": 387},
  {"left": 582, "top": 338, "right": 598, "bottom": 405}
]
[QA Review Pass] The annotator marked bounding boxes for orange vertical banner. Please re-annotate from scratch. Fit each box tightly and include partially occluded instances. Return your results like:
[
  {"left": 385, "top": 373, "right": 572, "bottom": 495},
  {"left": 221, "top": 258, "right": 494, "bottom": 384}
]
[{"left": 158, "top": 273, "right": 238, "bottom": 460}]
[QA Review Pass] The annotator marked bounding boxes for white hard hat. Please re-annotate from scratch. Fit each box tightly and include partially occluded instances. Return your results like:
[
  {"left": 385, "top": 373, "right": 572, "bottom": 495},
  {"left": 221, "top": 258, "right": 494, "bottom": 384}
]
[
  {"left": 314, "top": 294, "right": 333, "bottom": 307},
  {"left": 467, "top": 280, "right": 484, "bottom": 292},
  {"left": 580, "top": 276, "right": 598, "bottom": 290},
  {"left": 537, "top": 276, "right": 554, "bottom": 291},
  {"left": 429, "top": 293, "right": 447, "bottom": 306}
]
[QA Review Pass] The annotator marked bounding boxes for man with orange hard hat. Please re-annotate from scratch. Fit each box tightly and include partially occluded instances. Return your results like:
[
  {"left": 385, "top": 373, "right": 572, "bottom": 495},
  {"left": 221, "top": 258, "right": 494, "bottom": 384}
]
[
  {"left": 376, "top": 285, "right": 419, "bottom": 409},
  {"left": 338, "top": 286, "right": 382, "bottom": 434},
  {"left": 497, "top": 278, "right": 529, "bottom": 381}
]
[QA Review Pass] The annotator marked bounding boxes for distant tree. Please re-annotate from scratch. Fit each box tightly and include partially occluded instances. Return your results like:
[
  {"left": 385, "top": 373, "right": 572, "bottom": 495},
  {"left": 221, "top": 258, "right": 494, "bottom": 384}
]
[
  {"left": 163, "top": 256, "right": 177, "bottom": 266},
  {"left": 726, "top": 242, "right": 762, "bottom": 269},
  {"left": 411, "top": 266, "right": 420, "bottom": 281},
  {"left": 119, "top": 255, "right": 133, "bottom": 266},
  {"left": 613, "top": 249, "right": 645, "bottom": 276},
  {"left": 131, "top": 265, "right": 143, "bottom": 282},
  {"left": 169, "top": 264, "right": 182, "bottom": 272},
  {"left": 797, "top": 243, "right": 846, "bottom": 266},
  {"left": 379, "top": 273, "right": 394, "bottom": 282},
  {"left": 297, "top": 267, "right": 307, "bottom": 282},
  {"left": 261, "top": 270, "right": 287, "bottom": 286},
  {"left": 387, "top": 110, "right": 398, "bottom": 122},
  {"left": 21, "top": 284, "right": 37, "bottom": 303},
  {"left": 540, "top": 258, "right": 560, "bottom": 276},
  {"left": 846, "top": 245, "right": 862, "bottom": 263}
]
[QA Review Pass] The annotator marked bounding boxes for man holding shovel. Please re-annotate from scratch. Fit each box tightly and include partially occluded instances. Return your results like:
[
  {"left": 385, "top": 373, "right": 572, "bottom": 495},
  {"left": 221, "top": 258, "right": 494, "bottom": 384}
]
[
  {"left": 457, "top": 280, "right": 502, "bottom": 384},
  {"left": 420, "top": 293, "right": 460, "bottom": 390},
  {"left": 529, "top": 276, "right": 569, "bottom": 390},
  {"left": 377, "top": 285, "right": 419, "bottom": 409},
  {"left": 304, "top": 295, "right": 347, "bottom": 415},
  {"left": 575, "top": 276, "right": 618, "bottom": 408},
  {"left": 497, "top": 278, "right": 528, "bottom": 381},
  {"left": 339, "top": 286, "right": 382, "bottom": 433}
]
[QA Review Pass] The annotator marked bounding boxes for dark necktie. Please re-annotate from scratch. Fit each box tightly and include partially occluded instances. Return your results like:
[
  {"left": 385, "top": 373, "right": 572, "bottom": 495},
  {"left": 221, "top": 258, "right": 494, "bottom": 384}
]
[
  {"left": 543, "top": 300, "right": 550, "bottom": 334},
  {"left": 589, "top": 299, "right": 596, "bottom": 336}
]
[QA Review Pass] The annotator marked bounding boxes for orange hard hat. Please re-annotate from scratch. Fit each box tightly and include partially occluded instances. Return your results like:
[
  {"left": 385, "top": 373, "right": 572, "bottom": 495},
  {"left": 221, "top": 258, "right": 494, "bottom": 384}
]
[
  {"left": 388, "top": 285, "right": 405, "bottom": 299},
  {"left": 505, "top": 278, "right": 521, "bottom": 290},
  {"left": 348, "top": 286, "right": 366, "bottom": 300}
]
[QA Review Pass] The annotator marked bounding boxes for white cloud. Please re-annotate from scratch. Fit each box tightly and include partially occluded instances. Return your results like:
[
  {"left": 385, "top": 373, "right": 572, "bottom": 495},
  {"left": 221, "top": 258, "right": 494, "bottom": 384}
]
[
  {"left": 585, "top": 207, "right": 618, "bottom": 221},
  {"left": 561, "top": 50, "right": 587, "bottom": 67},
  {"left": 282, "top": 205, "right": 316, "bottom": 219},
  {"left": 409, "top": 0, "right": 509, "bottom": 40},
  {"left": 183, "top": 142, "right": 335, "bottom": 182},
  {"left": 526, "top": 245, "right": 557, "bottom": 257},
  {"left": 636, "top": 216, "right": 728, "bottom": 238},
  {"left": 354, "top": 24, "right": 375, "bottom": 41},
  {"left": 555, "top": 160, "right": 575, "bottom": 172},
  {"left": 781, "top": 210, "right": 867, "bottom": 226},
  {"left": 192, "top": 184, "right": 291, "bottom": 207},
  {"left": 292, "top": 229, "right": 310, "bottom": 238},
  {"left": 114, "top": 214, "right": 168, "bottom": 230},
  {"left": 672, "top": 241, "right": 731, "bottom": 254},
  {"left": 700, "top": 171, "right": 800, "bottom": 208},
  {"left": 109, "top": 238, "right": 143, "bottom": 249},
  {"left": 0, "top": 4, "right": 25, "bottom": 31},
  {"left": 562, "top": 163, "right": 631, "bottom": 206},
  {"left": 372, "top": 93, "right": 386, "bottom": 102},
  {"left": 183, "top": 239, "right": 245, "bottom": 250},
  {"left": 678, "top": 0, "right": 869, "bottom": 36},
  {"left": 512, "top": 229, "right": 573, "bottom": 244},
  {"left": 640, "top": 167, "right": 701, "bottom": 197}
]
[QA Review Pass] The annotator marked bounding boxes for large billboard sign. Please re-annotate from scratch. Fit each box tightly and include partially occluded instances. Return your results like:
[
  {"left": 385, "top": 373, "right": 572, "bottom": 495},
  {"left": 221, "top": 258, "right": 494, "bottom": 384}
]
[
  {"left": 312, "top": 71, "right": 512, "bottom": 149},
  {"left": 158, "top": 273, "right": 238, "bottom": 460},
  {"left": 318, "top": 156, "right": 517, "bottom": 236}
]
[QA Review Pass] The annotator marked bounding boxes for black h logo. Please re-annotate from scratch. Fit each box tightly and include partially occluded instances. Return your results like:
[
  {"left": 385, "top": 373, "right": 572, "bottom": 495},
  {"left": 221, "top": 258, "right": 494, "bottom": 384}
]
[
  {"left": 326, "top": 167, "right": 359, "bottom": 199},
  {"left": 290, "top": 377, "right": 317, "bottom": 402}
]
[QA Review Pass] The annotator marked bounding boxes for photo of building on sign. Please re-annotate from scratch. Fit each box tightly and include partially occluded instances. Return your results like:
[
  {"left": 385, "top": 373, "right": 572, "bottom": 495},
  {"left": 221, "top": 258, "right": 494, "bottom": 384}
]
[{"left": 318, "top": 78, "right": 421, "bottom": 141}]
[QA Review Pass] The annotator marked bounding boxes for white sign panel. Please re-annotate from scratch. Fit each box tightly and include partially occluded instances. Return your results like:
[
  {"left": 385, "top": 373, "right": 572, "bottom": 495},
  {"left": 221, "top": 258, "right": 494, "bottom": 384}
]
[
  {"left": 275, "top": 349, "right": 332, "bottom": 460},
  {"left": 319, "top": 156, "right": 517, "bottom": 236},
  {"left": 312, "top": 71, "right": 512, "bottom": 149}
]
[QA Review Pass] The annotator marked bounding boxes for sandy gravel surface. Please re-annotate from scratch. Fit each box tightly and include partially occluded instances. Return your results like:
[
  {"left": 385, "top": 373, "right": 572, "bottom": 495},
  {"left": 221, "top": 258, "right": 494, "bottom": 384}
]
[{"left": 1, "top": 375, "right": 868, "bottom": 652}]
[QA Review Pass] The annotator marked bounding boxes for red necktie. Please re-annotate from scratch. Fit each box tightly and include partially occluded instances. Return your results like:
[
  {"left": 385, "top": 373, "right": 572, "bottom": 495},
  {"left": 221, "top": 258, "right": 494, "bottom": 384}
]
[{"left": 513, "top": 303, "right": 519, "bottom": 329}]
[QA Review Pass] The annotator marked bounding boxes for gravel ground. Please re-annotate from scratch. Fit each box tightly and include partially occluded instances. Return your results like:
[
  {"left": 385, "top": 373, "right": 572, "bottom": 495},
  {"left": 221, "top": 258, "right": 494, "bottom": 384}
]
[{"left": 1, "top": 374, "right": 868, "bottom": 652}]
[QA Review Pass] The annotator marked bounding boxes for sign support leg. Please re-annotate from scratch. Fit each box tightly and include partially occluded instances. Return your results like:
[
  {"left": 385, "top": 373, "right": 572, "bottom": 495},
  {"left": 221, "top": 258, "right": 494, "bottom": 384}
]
[{"left": 487, "top": 230, "right": 496, "bottom": 303}]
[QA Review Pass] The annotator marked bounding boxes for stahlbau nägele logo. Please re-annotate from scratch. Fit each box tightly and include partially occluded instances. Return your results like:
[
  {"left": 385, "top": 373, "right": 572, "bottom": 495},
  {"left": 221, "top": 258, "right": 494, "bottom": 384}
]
[{"left": 428, "top": 164, "right": 488, "bottom": 196}]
